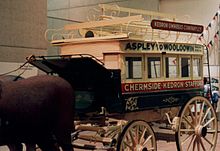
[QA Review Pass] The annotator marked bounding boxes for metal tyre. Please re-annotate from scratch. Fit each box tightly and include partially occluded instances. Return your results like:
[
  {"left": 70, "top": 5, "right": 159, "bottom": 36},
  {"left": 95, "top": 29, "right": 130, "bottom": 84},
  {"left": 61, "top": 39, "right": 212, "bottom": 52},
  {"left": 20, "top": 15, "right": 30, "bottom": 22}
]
[
  {"left": 117, "top": 120, "right": 157, "bottom": 151},
  {"left": 175, "top": 96, "right": 218, "bottom": 151}
]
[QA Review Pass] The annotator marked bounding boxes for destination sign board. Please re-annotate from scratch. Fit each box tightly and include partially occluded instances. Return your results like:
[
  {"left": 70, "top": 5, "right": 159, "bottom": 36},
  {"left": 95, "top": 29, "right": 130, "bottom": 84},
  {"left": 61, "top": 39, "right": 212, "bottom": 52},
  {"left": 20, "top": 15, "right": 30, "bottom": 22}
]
[
  {"left": 151, "top": 19, "right": 204, "bottom": 34},
  {"left": 122, "top": 80, "right": 203, "bottom": 93},
  {"left": 122, "top": 41, "right": 203, "bottom": 55}
]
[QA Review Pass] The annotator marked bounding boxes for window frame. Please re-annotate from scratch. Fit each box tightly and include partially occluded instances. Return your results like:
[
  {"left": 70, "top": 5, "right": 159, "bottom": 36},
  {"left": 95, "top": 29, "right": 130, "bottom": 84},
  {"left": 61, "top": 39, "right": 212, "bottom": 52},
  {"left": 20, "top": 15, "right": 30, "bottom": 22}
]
[
  {"left": 122, "top": 53, "right": 203, "bottom": 82},
  {"left": 124, "top": 55, "right": 144, "bottom": 80},
  {"left": 192, "top": 56, "right": 202, "bottom": 79},
  {"left": 146, "top": 55, "right": 163, "bottom": 80},
  {"left": 164, "top": 55, "right": 179, "bottom": 79},
  {"left": 180, "top": 56, "right": 191, "bottom": 79}
]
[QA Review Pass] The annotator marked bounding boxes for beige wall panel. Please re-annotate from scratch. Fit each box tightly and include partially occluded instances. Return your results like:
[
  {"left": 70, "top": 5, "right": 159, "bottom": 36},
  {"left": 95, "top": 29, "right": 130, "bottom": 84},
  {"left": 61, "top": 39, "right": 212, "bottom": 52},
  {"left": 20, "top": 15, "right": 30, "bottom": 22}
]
[
  {"left": 116, "top": 0, "right": 159, "bottom": 11},
  {"left": 48, "top": 0, "right": 132, "bottom": 10},
  {"left": 48, "top": 5, "right": 99, "bottom": 22},
  {"left": 0, "top": 0, "right": 47, "bottom": 60},
  {"left": 48, "top": 0, "right": 70, "bottom": 10},
  {"left": 48, "top": 0, "right": 160, "bottom": 22},
  {"left": 0, "top": 46, "right": 47, "bottom": 63},
  {"left": 48, "top": 9, "right": 70, "bottom": 22},
  {"left": 0, "top": 62, "right": 39, "bottom": 78},
  {"left": 160, "top": 0, "right": 219, "bottom": 25},
  {"left": 70, "top": 0, "right": 116, "bottom": 7}
]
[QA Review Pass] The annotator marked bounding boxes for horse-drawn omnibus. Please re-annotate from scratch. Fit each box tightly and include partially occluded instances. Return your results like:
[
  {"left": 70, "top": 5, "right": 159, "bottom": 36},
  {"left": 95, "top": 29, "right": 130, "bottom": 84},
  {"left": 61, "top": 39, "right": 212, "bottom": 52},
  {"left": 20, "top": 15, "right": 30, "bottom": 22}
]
[{"left": 29, "top": 4, "right": 218, "bottom": 151}]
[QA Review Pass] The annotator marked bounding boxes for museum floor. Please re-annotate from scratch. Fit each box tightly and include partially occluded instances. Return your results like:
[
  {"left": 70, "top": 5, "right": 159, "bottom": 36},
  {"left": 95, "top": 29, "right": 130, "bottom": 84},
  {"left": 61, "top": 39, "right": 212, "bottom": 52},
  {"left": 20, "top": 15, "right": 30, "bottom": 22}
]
[{"left": 0, "top": 121, "right": 219, "bottom": 151}]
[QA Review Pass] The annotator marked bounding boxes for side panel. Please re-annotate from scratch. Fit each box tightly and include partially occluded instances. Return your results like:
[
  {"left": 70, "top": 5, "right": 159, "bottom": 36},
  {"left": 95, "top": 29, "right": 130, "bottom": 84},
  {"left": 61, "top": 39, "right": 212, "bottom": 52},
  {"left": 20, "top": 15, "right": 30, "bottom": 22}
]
[
  {"left": 123, "top": 89, "right": 202, "bottom": 112},
  {"left": 121, "top": 80, "right": 203, "bottom": 112}
]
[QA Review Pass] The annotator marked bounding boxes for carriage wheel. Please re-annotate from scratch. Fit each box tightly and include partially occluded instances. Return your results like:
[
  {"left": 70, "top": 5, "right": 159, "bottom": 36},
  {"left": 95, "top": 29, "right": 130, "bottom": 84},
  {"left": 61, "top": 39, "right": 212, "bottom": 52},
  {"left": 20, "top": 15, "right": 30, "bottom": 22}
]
[
  {"left": 116, "top": 120, "right": 157, "bottom": 151},
  {"left": 175, "top": 96, "right": 218, "bottom": 151}
]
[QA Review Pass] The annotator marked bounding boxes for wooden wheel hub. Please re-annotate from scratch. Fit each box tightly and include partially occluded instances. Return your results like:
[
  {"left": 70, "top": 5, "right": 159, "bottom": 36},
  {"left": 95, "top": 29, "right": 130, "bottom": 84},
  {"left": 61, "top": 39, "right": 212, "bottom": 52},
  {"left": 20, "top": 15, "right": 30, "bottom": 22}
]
[{"left": 195, "top": 125, "right": 207, "bottom": 137}]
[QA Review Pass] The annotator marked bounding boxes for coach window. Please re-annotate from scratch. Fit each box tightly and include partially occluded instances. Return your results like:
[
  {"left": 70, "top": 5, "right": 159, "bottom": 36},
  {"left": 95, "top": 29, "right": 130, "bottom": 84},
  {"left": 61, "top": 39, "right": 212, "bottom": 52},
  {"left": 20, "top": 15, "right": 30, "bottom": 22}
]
[
  {"left": 125, "top": 57, "right": 142, "bottom": 79},
  {"left": 192, "top": 58, "right": 201, "bottom": 77},
  {"left": 181, "top": 57, "right": 191, "bottom": 77},
  {"left": 165, "top": 56, "right": 178, "bottom": 78},
  {"left": 147, "top": 57, "right": 161, "bottom": 78}
]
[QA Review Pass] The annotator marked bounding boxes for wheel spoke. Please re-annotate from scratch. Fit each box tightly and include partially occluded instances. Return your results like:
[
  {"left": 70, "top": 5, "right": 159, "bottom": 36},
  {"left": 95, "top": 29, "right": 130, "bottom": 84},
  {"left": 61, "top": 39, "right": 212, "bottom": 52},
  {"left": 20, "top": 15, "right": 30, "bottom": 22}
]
[
  {"left": 203, "top": 136, "right": 214, "bottom": 146},
  {"left": 147, "top": 147, "right": 156, "bottom": 151},
  {"left": 194, "top": 100, "right": 198, "bottom": 125},
  {"left": 198, "top": 101, "right": 205, "bottom": 124},
  {"left": 201, "top": 107, "right": 211, "bottom": 124},
  {"left": 129, "top": 129, "right": 136, "bottom": 146},
  {"left": 123, "top": 134, "right": 133, "bottom": 150},
  {"left": 186, "top": 134, "right": 196, "bottom": 151},
  {"left": 197, "top": 138, "right": 200, "bottom": 151},
  {"left": 181, "top": 133, "right": 194, "bottom": 146},
  {"left": 183, "top": 115, "right": 195, "bottom": 128},
  {"left": 139, "top": 127, "right": 147, "bottom": 144},
  {"left": 203, "top": 117, "right": 215, "bottom": 127},
  {"left": 135, "top": 125, "right": 139, "bottom": 144},
  {"left": 192, "top": 136, "right": 197, "bottom": 151},
  {"left": 188, "top": 105, "right": 195, "bottom": 121},
  {"left": 142, "top": 135, "right": 153, "bottom": 147},
  {"left": 125, "top": 134, "right": 129, "bottom": 140},
  {"left": 180, "top": 128, "right": 194, "bottom": 132},
  {"left": 123, "top": 141, "right": 133, "bottom": 150},
  {"left": 207, "top": 129, "right": 216, "bottom": 133},
  {"left": 199, "top": 138, "right": 206, "bottom": 151}
]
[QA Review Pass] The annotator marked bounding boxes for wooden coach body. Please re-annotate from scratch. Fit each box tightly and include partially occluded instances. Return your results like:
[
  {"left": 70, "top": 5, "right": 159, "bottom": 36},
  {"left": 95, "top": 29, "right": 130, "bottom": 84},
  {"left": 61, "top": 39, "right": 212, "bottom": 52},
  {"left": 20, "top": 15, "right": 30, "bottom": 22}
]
[{"left": 30, "top": 38, "right": 204, "bottom": 120}]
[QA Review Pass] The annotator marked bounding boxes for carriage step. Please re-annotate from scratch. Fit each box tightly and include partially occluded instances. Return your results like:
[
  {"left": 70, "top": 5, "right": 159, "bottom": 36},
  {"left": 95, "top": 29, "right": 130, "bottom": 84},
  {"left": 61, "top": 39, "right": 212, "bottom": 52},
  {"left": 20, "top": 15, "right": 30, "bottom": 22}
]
[
  {"left": 73, "top": 142, "right": 115, "bottom": 150},
  {"left": 78, "top": 134, "right": 113, "bottom": 143},
  {"left": 75, "top": 125, "right": 105, "bottom": 133}
]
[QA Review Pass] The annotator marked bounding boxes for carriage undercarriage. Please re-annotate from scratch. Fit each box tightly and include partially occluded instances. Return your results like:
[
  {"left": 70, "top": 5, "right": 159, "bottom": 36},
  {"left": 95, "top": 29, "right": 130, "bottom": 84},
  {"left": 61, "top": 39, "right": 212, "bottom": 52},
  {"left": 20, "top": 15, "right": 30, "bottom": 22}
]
[{"left": 69, "top": 96, "right": 217, "bottom": 151}]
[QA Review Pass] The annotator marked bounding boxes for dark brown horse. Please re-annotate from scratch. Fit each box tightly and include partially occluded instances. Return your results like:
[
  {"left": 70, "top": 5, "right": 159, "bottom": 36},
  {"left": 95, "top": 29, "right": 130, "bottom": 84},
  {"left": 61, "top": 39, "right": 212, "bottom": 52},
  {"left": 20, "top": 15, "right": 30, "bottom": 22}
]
[{"left": 0, "top": 75, "right": 74, "bottom": 151}]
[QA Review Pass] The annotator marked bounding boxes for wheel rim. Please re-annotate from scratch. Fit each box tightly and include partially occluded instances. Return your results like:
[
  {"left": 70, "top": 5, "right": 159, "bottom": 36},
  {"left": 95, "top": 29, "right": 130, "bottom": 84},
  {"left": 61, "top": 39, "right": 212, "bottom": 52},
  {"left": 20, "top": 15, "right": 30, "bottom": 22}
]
[
  {"left": 117, "top": 120, "right": 156, "bottom": 151},
  {"left": 176, "top": 96, "right": 218, "bottom": 151}
]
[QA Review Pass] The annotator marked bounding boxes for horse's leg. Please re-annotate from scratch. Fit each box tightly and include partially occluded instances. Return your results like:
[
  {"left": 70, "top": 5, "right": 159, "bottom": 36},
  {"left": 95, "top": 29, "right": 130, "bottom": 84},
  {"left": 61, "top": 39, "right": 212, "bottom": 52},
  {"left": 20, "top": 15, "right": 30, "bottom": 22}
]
[
  {"left": 25, "top": 143, "right": 36, "bottom": 151},
  {"left": 55, "top": 103, "right": 73, "bottom": 151},
  {"left": 38, "top": 143, "right": 60, "bottom": 151},
  {"left": 56, "top": 132, "right": 73, "bottom": 151},
  {"left": 37, "top": 135, "right": 60, "bottom": 151},
  {"left": 60, "top": 144, "right": 73, "bottom": 151},
  {"left": 7, "top": 143, "right": 23, "bottom": 151}
]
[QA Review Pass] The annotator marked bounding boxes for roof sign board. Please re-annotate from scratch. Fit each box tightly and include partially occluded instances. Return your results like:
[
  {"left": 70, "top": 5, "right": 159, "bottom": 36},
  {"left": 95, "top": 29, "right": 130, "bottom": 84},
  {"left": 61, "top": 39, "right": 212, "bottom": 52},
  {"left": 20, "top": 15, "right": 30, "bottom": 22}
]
[{"left": 151, "top": 19, "right": 204, "bottom": 34}]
